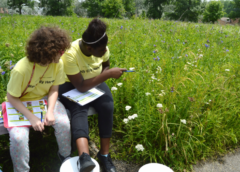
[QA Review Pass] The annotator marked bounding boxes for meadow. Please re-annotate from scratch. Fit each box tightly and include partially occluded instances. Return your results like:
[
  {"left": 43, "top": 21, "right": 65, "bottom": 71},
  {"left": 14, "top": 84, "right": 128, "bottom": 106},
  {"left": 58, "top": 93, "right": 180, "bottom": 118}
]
[{"left": 0, "top": 14, "right": 240, "bottom": 172}]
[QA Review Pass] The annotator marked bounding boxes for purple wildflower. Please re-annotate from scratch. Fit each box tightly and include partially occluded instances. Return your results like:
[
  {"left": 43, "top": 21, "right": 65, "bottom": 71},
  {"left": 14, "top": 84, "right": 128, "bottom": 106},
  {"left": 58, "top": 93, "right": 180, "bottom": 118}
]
[
  {"left": 226, "top": 49, "right": 229, "bottom": 52},
  {"left": 0, "top": 66, "right": 1, "bottom": 69},
  {"left": 205, "top": 44, "right": 209, "bottom": 48},
  {"left": 154, "top": 45, "right": 156, "bottom": 47},
  {"left": 153, "top": 50, "right": 156, "bottom": 53},
  {"left": 186, "top": 54, "right": 188, "bottom": 57},
  {"left": 183, "top": 42, "right": 185, "bottom": 45},
  {"left": 119, "top": 42, "right": 122, "bottom": 44},
  {"left": 157, "top": 56, "right": 160, "bottom": 61},
  {"left": 72, "top": 30, "right": 74, "bottom": 33},
  {"left": 172, "top": 57, "right": 174, "bottom": 59},
  {"left": 10, "top": 60, "right": 12, "bottom": 65},
  {"left": 120, "top": 26, "right": 123, "bottom": 29},
  {"left": 160, "top": 34, "right": 162, "bottom": 37},
  {"left": 221, "top": 41, "right": 223, "bottom": 43},
  {"left": 10, "top": 66, "right": 14, "bottom": 70},
  {"left": 1, "top": 71, "right": 5, "bottom": 75}
]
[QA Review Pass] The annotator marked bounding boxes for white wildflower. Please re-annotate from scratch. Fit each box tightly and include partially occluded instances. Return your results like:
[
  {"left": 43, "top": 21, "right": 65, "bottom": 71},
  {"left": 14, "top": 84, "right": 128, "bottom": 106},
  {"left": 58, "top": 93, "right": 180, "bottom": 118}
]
[
  {"left": 225, "top": 69, "right": 230, "bottom": 72},
  {"left": 129, "top": 67, "right": 135, "bottom": 70},
  {"left": 187, "top": 62, "right": 191, "bottom": 65},
  {"left": 128, "top": 116, "right": 134, "bottom": 120},
  {"left": 132, "top": 114, "right": 138, "bottom": 118},
  {"left": 135, "top": 144, "right": 144, "bottom": 151},
  {"left": 111, "top": 87, "right": 117, "bottom": 91},
  {"left": 199, "top": 54, "right": 203, "bottom": 58},
  {"left": 117, "top": 83, "right": 123, "bottom": 87},
  {"left": 157, "top": 103, "right": 163, "bottom": 108},
  {"left": 123, "top": 118, "right": 129, "bottom": 124},
  {"left": 209, "top": 100, "right": 212, "bottom": 102},
  {"left": 159, "top": 94, "right": 164, "bottom": 97},
  {"left": 125, "top": 106, "right": 131, "bottom": 111},
  {"left": 128, "top": 114, "right": 138, "bottom": 120},
  {"left": 161, "top": 90, "right": 165, "bottom": 95},
  {"left": 145, "top": 92, "right": 151, "bottom": 96},
  {"left": 184, "top": 65, "right": 188, "bottom": 70},
  {"left": 157, "top": 66, "right": 162, "bottom": 72},
  {"left": 180, "top": 119, "right": 186, "bottom": 124}
]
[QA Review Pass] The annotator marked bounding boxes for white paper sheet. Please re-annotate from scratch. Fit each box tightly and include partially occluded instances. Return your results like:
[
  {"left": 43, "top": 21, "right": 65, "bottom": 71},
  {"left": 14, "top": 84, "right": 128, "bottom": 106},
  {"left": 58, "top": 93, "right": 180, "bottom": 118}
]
[{"left": 62, "top": 88, "right": 104, "bottom": 106}]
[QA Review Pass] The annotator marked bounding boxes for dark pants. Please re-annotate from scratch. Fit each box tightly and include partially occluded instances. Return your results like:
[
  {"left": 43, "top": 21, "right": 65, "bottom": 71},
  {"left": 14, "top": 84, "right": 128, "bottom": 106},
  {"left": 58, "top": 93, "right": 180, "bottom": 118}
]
[{"left": 58, "top": 82, "right": 114, "bottom": 141}]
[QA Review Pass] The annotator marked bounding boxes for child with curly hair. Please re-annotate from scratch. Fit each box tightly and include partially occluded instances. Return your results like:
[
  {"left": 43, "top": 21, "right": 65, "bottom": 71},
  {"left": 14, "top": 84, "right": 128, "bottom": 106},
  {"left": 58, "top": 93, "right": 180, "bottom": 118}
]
[{"left": 7, "top": 26, "right": 72, "bottom": 172}]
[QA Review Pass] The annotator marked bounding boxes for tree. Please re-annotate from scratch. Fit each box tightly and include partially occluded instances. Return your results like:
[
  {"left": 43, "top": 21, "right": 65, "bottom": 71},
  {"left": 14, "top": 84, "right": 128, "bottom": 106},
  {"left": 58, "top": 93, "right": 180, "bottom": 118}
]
[
  {"left": 122, "top": 0, "right": 135, "bottom": 17},
  {"left": 0, "top": 0, "right": 8, "bottom": 8},
  {"left": 101, "top": 0, "right": 125, "bottom": 18},
  {"left": 39, "top": 0, "right": 73, "bottom": 16},
  {"left": 164, "top": 0, "right": 203, "bottom": 22},
  {"left": 144, "top": 0, "right": 169, "bottom": 19},
  {"left": 74, "top": 0, "right": 87, "bottom": 16},
  {"left": 7, "top": 0, "right": 34, "bottom": 15},
  {"left": 135, "top": 0, "right": 145, "bottom": 16},
  {"left": 228, "top": 0, "right": 240, "bottom": 19},
  {"left": 203, "top": 1, "right": 224, "bottom": 23},
  {"left": 81, "top": 0, "right": 104, "bottom": 17}
]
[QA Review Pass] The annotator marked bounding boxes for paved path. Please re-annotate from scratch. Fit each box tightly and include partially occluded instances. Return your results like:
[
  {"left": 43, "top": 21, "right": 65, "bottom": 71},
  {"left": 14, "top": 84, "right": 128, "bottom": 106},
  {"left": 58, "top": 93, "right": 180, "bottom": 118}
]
[{"left": 193, "top": 149, "right": 240, "bottom": 172}]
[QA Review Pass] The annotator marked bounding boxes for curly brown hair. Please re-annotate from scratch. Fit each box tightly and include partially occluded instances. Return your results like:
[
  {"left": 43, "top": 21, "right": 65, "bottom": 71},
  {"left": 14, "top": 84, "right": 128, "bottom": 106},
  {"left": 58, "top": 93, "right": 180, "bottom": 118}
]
[{"left": 26, "top": 26, "right": 71, "bottom": 65}]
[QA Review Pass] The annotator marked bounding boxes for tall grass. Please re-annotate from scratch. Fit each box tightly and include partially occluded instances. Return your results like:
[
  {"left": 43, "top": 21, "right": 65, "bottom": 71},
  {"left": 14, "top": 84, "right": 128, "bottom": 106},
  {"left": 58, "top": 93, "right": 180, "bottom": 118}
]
[{"left": 0, "top": 14, "right": 240, "bottom": 171}]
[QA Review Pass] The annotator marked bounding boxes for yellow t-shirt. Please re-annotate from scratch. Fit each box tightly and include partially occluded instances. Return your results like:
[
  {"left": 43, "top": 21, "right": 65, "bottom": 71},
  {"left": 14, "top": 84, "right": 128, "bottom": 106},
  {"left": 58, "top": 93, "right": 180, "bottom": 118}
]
[
  {"left": 7, "top": 57, "right": 65, "bottom": 101},
  {"left": 61, "top": 39, "right": 110, "bottom": 81}
]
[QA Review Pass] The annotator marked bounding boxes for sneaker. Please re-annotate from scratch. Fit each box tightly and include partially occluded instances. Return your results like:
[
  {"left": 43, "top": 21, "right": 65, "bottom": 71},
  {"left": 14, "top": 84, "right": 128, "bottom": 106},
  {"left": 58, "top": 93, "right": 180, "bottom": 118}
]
[
  {"left": 57, "top": 152, "right": 71, "bottom": 163},
  {"left": 77, "top": 152, "right": 96, "bottom": 172},
  {"left": 97, "top": 151, "right": 117, "bottom": 172}
]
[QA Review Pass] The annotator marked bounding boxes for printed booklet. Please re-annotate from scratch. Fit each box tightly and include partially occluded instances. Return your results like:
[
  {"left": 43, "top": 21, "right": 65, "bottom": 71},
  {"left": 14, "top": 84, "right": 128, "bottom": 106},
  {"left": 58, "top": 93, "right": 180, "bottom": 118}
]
[
  {"left": 2, "top": 99, "right": 47, "bottom": 128},
  {"left": 62, "top": 88, "right": 105, "bottom": 106}
]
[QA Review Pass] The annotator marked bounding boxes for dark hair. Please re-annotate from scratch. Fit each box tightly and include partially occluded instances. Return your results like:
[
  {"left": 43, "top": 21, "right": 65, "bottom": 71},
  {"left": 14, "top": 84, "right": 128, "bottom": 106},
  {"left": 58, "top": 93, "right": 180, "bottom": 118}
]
[
  {"left": 26, "top": 26, "right": 71, "bottom": 65},
  {"left": 82, "top": 18, "right": 108, "bottom": 49}
]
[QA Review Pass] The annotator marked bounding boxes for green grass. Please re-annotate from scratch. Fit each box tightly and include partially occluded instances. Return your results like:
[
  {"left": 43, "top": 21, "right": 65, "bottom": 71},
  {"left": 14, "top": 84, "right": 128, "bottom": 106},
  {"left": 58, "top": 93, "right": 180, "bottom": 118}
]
[{"left": 0, "top": 14, "right": 240, "bottom": 172}]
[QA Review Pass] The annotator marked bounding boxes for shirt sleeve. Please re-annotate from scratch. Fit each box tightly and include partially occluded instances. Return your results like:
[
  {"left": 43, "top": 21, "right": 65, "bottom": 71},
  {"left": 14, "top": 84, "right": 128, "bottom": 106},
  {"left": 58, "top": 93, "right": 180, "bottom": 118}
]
[
  {"left": 53, "top": 59, "right": 65, "bottom": 85},
  {"left": 102, "top": 47, "right": 110, "bottom": 62},
  {"left": 7, "top": 69, "right": 24, "bottom": 97},
  {"left": 61, "top": 52, "right": 80, "bottom": 75}
]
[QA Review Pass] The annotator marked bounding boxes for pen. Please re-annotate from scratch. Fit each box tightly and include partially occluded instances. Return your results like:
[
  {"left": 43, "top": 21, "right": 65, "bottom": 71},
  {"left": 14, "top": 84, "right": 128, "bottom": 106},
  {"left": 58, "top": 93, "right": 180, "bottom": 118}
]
[
  {"left": 41, "top": 111, "right": 43, "bottom": 122},
  {"left": 123, "top": 70, "right": 135, "bottom": 72}
]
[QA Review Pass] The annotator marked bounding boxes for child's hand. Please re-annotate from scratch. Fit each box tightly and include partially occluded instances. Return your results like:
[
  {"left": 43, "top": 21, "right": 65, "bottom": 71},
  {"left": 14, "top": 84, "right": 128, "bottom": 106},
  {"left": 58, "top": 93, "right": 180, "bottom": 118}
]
[
  {"left": 44, "top": 111, "right": 55, "bottom": 126},
  {"left": 29, "top": 116, "right": 44, "bottom": 132},
  {"left": 107, "top": 68, "right": 127, "bottom": 79}
]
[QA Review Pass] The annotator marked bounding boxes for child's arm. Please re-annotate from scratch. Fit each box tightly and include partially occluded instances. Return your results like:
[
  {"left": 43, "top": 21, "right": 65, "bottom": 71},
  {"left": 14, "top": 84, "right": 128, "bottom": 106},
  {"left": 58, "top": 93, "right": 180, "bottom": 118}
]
[
  {"left": 44, "top": 85, "right": 58, "bottom": 126},
  {"left": 7, "top": 92, "right": 44, "bottom": 132}
]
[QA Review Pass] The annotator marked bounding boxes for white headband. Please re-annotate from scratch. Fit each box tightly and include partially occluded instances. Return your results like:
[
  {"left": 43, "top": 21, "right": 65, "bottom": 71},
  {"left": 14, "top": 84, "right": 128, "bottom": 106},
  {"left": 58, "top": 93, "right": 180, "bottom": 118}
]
[{"left": 82, "top": 32, "right": 106, "bottom": 44}]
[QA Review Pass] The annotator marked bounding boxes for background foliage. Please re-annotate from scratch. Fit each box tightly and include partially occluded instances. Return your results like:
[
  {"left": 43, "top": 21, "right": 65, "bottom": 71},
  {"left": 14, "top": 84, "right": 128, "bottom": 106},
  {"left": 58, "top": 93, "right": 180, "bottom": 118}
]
[
  {"left": 203, "top": 1, "right": 224, "bottom": 23},
  {"left": 1, "top": 14, "right": 240, "bottom": 172}
]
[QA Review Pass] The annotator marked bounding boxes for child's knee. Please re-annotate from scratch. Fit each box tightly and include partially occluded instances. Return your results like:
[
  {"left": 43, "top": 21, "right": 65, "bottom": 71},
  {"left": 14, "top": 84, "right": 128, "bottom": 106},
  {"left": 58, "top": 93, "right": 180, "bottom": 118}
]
[{"left": 9, "top": 128, "right": 29, "bottom": 146}]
